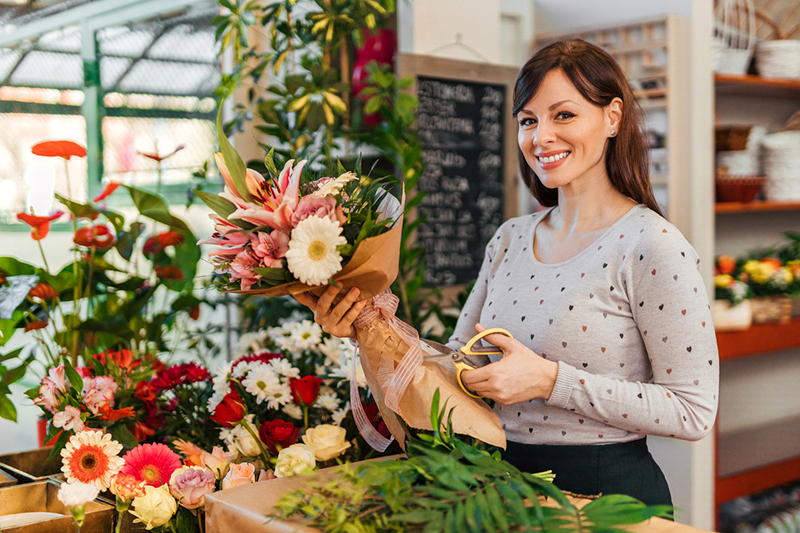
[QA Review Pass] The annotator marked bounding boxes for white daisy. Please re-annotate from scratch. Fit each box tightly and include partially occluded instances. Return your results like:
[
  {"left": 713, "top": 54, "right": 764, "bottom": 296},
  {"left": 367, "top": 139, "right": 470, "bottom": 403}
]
[
  {"left": 332, "top": 404, "right": 351, "bottom": 426},
  {"left": 285, "top": 216, "right": 346, "bottom": 286},
  {"left": 312, "top": 172, "right": 358, "bottom": 197},
  {"left": 236, "top": 330, "right": 270, "bottom": 356},
  {"left": 316, "top": 392, "right": 340, "bottom": 412},
  {"left": 232, "top": 360, "right": 256, "bottom": 379},
  {"left": 328, "top": 351, "right": 367, "bottom": 388},
  {"left": 269, "top": 358, "right": 300, "bottom": 380},
  {"left": 242, "top": 364, "right": 280, "bottom": 404},
  {"left": 319, "top": 337, "right": 344, "bottom": 363},
  {"left": 265, "top": 381, "right": 293, "bottom": 410},
  {"left": 212, "top": 363, "right": 232, "bottom": 396},
  {"left": 283, "top": 403, "right": 303, "bottom": 420},
  {"left": 290, "top": 320, "right": 323, "bottom": 351}
]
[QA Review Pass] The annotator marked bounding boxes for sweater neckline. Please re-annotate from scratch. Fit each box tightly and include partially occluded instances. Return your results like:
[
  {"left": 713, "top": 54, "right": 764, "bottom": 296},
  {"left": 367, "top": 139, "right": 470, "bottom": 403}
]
[{"left": 527, "top": 204, "right": 644, "bottom": 268}]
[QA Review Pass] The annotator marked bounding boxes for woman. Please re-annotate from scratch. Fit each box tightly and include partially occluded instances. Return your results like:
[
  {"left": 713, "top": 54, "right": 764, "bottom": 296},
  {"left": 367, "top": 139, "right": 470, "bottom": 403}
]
[{"left": 296, "top": 39, "right": 719, "bottom": 507}]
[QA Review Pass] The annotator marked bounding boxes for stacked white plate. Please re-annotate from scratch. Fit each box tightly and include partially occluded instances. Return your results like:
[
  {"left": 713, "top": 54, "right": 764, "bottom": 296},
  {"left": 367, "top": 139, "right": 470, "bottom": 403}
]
[
  {"left": 761, "top": 131, "right": 800, "bottom": 200},
  {"left": 756, "top": 40, "right": 800, "bottom": 79},
  {"left": 717, "top": 150, "right": 759, "bottom": 175}
]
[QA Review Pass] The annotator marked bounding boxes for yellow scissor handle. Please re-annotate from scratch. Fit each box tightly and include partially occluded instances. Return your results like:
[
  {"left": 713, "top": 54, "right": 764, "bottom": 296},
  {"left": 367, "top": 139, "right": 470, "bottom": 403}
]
[
  {"left": 461, "top": 328, "right": 513, "bottom": 356},
  {"left": 456, "top": 328, "right": 514, "bottom": 398}
]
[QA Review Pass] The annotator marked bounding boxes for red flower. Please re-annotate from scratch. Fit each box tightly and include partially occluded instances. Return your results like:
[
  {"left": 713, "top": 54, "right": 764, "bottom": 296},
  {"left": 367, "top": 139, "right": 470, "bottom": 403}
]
[
  {"left": 93, "top": 182, "right": 121, "bottom": 203},
  {"left": 149, "top": 357, "right": 166, "bottom": 375},
  {"left": 121, "top": 443, "right": 181, "bottom": 486},
  {"left": 188, "top": 305, "right": 200, "bottom": 320},
  {"left": 210, "top": 389, "right": 246, "bottom": 428},
  {"left": 155, "top": 265, "right": 184, "bottom": 281},
  {"left": 289, "top": 376, "right": 323, "bottom": 407},
  {"left": 135, "top": 381, "right": 156, "bottom": 402},
  {"left": 258, "top": 419, "right": 299, "bottom": 453},
  {"left": 232, "top": 352, "right": 282, "bottom": 372},
  {"left": 29, "top": 283, "right": 58, "bottom": 300},
  {"left": 93, "top": 349, "right": 139, "bottom": 370},
  {"left": 151, "top": 362, "right": 210, "bottom": 391},
  {"left": 363, "top": 402, "right": 391, "bottom": 439},
  {"left": 17, "top": 211, "right": 64, "bottom": 240},
  {"left": 74, "top": 225, "right": 115, "bottom": 250},
  {"left": 24, "top": 320, "right": 48, "bottom": 332},
  {"left": 99, "top": 402, "right": 136, "bottom": 421},
  {"left": 31, "top": 140, "right": 86, "bottom": 160},
  {"left": 143, "top": 231, "right": 185, "bottom": 256},
  {"left": 138, "top": 145, "right": 183, "bottom": 162},
  {"left": 133, "top": 422, "right": 156, "bottom": 443}
]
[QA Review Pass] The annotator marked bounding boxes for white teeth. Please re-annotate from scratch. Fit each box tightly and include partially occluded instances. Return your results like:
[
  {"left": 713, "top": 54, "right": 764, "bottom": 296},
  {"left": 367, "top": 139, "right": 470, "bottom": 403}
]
[{"left": 538, "top": 152, "right": 569, "bottom": 163}]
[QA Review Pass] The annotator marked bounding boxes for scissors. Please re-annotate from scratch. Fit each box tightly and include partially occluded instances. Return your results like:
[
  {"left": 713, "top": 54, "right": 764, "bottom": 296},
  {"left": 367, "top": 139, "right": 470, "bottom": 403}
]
[{"left": 419, "top": 328, "right": 514, "bottom": 399}]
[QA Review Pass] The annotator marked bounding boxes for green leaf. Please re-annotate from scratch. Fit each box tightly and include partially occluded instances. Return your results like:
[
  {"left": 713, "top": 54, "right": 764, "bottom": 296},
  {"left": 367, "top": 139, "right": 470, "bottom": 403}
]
[
  {"left": 97, "top": 208, "right": 125, "bottom": 233},
  {"left": 0, "top": 393, "right": 17, "bottom": 422},
  {"left": 55, "top": 193, "right": 99, "bottom": 220},
  {"left": 194, "top": 189, "right": 238, "bottom": 221},
  {"left": 430, "top": 388, "right": 440, "bottom": 433},
  {"left": 63, "top": 359, "right": 83, "bottom": 391},
  {"left": 496, "top": 482, "right": 531, "bottom": 530},
  {"left": 171, "top": 294, "right": 201, "bottom": 312},
  {"left": 264, "top": 147, "right": 278, "bottom": 176},
  {"left": 485, "top": 485, "right": 510, "bottom": 533},
  {"left": 75, "top": 319, "right": 134, "bottom": 341},
  {"left": 109, "top": 424, "right": 139, "bottom": 448},
  {"left": 124, "top": 186, "right": 189, "bottom": 230},
  {"left": 46, "top": 429, "right": 72, "bottom": 461},
  {"left": 0, "top": 347, "right": 23, "bottom": 364},
  {"left": 364, "top": 95, "right": 382, "bottom": 115},
  {"left": 216, "top": 107, "right": 254, "bottom": 203},
  {"left": 0, "top": 257, "right": 37, "bottom": 276},
  {"left": 0, "top": 361, "right": 27, "bottom": 387}
]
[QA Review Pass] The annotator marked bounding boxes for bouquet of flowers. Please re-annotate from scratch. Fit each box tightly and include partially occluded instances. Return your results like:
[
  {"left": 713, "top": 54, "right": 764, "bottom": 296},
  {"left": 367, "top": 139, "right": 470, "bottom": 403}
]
[
  {"left": 195, "top": 120, "right": 403, "bottom": 300},
  {"left": 741, "top": 257, "right": 796, "bottom": 298},
  {"left": 714, "top": 255, "right": 751, "bottom": 305}
]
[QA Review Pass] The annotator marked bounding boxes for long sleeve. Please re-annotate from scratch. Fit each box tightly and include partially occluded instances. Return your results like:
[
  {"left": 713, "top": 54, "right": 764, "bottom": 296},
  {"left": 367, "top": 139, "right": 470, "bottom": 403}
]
[{"left": 545, "top": 223, "right": 719, "bottom": 441}]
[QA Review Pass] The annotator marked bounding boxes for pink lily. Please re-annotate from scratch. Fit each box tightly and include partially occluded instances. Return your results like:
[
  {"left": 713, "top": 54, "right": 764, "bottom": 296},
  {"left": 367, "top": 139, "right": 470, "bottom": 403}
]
[
  {"left": 214, "top": 153, "right": 269, "bottom": 203},
  {"left": 227, "top": 160, "right": 306, "bottom": 232}
]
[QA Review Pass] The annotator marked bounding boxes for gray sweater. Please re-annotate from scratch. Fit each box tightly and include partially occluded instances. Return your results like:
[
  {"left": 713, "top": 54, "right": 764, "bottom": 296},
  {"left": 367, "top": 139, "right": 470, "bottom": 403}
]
[{"left": 447, "top": 204, "right": 719, "bottom": 445}]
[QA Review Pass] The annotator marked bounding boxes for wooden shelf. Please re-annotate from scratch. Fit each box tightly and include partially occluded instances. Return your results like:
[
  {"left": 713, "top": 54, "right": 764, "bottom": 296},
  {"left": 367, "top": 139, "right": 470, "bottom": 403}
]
[
  {"left": 715, "top": 73, "right": 800, "bottom": 99},
  {"left": 716, "top": 318, "right": 800, "bottom": 360},
  {"left": 715, "top": 201, "right": 800, "bottom": 213},
  {"left": 716, "top": 455, "right": 800, "bottom": 506}
]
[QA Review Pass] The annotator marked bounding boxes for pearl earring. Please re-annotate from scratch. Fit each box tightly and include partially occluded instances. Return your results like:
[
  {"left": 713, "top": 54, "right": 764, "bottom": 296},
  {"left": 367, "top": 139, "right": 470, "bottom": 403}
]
[{"left": 610, "top": 130, "right": 617, "bottom": 137}]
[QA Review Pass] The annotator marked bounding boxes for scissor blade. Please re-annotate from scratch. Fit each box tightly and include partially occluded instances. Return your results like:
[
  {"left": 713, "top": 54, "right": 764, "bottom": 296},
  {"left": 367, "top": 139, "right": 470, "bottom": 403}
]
[{"left": 419, "top": 339, "right": 490, "bottom": 369}]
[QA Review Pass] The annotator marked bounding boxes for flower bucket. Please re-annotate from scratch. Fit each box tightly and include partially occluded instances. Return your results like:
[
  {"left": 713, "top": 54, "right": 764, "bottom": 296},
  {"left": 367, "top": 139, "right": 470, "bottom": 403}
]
[
  {"left": 0, "top": 447, "right": 63, "bottom": 484},
  {"left": 0, "top": 480, "right": 113, "bottom": 533},
  {"left": 712, "top": 299, "right": 753, "bottom": 331},
  {"left": 36, "top": 418, "right": 62, "bottom": 448},
  {"left": 0, "top": 467, "right": 17, "bottom": 489},
  {"left": 750, "top": 296, "right": 792, "bottom": 324}
]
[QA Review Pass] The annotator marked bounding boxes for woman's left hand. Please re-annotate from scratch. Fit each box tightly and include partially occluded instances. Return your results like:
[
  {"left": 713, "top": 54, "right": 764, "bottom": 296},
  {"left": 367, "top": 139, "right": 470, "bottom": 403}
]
[{"left": 460, "top": 323, "right": 560, "bottom": 405}]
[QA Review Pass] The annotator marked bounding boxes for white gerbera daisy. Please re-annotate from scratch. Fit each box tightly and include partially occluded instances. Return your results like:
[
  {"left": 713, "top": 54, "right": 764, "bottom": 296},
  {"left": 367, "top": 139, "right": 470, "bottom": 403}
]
[
  {"left": 316, "top": 392, "right": 340, "bottom": 412},
  {"left": 285, "top": 216, "right": 346, "bottom": 286},
  {"left": 269, "top": 358, "right": 300, "bottom": 380},
  {"left": 290, "top": 320, "right": 323, "bottom": 350},
  {"left": 61, "top": 431, "right": 125, "bottom": 491},
  {"left": 332, "top": 404, "right": 351, "bottom": 426},
  {"left": 242, "top": 364, "right": 280, "bottom": 404},
  {"left": 312, "top": 172, "right": 358, "bottom": 197},
  {"left": 283, "top": 403, "right": 303, "bottom": 420}
]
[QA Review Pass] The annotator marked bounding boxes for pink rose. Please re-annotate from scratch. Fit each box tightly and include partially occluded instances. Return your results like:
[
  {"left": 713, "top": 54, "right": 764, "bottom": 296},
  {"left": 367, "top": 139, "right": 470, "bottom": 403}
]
[
  {"left": 169, "top": 466, "right": 215, "bottom": 509},
  {"left": 250, "top": 230, "right": 290, "bottom": 268},
  {"left": 221, "top": 462, "right": 256, "bottom": 490},
  {"left": 199, "top": 447, "right": 236, "bottom": 479},
  {"left": 290, "top": 196, "right": 338, "bottom": 228}
]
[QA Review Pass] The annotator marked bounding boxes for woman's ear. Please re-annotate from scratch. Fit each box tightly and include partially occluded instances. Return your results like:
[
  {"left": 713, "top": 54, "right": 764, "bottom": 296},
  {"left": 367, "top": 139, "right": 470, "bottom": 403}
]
[{"left": 607, "top": 97, "right": 623, "bottom": 134}]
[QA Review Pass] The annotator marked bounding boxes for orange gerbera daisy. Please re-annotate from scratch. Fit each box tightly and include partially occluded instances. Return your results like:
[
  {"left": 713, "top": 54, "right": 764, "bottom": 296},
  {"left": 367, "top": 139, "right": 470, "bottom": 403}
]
[{"left": 61, "top": 431, "right": 125, "bottom": 491}]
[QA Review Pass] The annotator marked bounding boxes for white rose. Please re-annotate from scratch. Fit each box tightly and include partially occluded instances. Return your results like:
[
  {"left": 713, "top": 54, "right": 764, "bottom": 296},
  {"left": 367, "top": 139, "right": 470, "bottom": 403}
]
[
  {"left": 274, "top": 444, "right": 316, "bottom": 478},
  {"left": 302, "top": 424, "right": 351, "bottom": 461},
  {"left": 232, "top": 417, "right": 262, "bottom": 457}
]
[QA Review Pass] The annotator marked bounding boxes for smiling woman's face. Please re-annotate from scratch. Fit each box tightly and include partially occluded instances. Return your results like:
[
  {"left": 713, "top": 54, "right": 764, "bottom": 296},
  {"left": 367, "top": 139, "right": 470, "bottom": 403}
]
[{"left": 516, "top": 69, "right": 618, "bottom": 191}]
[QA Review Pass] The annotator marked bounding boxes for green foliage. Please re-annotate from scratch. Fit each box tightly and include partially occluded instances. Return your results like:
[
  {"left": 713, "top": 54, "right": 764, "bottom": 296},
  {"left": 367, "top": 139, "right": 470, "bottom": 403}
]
[
  {"left": 0, "top": 347, "right": 32, "bottom": 422},
  {"left": 273, "top": 390, "right": 673, "bottom": 532}
]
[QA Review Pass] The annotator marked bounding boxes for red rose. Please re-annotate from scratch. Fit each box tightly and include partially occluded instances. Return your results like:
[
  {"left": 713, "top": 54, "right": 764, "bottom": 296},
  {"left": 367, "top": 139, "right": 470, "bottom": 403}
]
[
  {"left": 211, "top": 389, "right": 246, "bottom": 428},
  {"left": 362, "top": 402, "right": 391, "bottom": 439},
  {"left": 258, "top": 419, "right": 300, "bottom": 453},
  {"left": 289, "top": 376, "right": 322, "bottom": 407},
  {"left": 135, "top": 381, "right": 156, "bottom": 402}
]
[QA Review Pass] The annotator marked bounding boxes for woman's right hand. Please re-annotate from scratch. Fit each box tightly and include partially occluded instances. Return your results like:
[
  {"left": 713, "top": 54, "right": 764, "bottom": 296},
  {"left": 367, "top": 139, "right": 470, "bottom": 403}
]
[{"left": 294, "top": 286, "right": 368, "bottom": 340}]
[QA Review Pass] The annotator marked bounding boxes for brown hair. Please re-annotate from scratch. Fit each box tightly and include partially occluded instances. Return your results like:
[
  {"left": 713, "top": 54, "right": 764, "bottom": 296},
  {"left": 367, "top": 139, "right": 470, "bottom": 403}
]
[{"left": 513, "top": 39, "right": 663, "bottom": 216}]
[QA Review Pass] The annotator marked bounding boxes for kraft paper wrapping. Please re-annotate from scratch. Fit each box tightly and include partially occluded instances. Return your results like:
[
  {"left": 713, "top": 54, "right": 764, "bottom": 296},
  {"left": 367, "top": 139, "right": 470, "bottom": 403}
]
[
  {"left": 203, "top": 465, "right": 706, "bottom": 533},
  {"left": 355, "top": 313, "right": 507, "bottom": 450}
]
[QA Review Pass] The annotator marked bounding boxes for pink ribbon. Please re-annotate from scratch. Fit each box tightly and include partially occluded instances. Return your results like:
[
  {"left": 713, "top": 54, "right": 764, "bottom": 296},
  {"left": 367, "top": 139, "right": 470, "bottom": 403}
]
[{"left": 350, "top": 291, "right": 423, "bottom": 451}]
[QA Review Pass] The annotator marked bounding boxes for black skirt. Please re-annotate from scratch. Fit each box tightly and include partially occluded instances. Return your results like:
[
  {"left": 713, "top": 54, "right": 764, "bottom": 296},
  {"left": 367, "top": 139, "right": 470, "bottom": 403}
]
[{"left": 501, "top": 437, "right": 672, "bottom": 508}]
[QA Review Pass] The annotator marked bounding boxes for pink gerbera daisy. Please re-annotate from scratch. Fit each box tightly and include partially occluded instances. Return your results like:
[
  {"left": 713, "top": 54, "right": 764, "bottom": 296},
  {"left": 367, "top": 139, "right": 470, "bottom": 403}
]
[
  {"left": 120, "top": 443, "right": 182, "bottom": 487},
  {"left": 61, "top": 431, "right": 125, "bottom": 491}
]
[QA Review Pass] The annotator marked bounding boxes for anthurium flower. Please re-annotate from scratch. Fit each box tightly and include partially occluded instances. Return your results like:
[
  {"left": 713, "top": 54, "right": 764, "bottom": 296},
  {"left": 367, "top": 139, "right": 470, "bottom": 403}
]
[
  {"left": 154, "top": 265, "right": 184, "bottom": 281},
  {"left": 29, "top": 282, "right": 58, "bottom": 300},
  {"left": 138, "top": 145, "right": 184, "bottom": 162},
  {"left": 92, "top": 181, "right": 121, "bottom": 203},
  {"left": 32, "top": 140, "right": 87, "bottom": 160},
  {"left": 143, "top": 231, "right": 185, "bottom": 256},
  {"left": 17, "top": 211, "right": 65, "bottom": 240},
  {"left": 24, "top": 320, "right": 48, "bottom": 332},
  {"left": 73, "top": 224, "right": 116, "bottom": 250}
]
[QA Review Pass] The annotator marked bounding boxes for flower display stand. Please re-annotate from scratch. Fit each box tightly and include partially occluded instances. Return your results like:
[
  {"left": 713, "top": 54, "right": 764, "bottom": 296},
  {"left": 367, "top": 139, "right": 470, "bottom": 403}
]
[
  {"left": 204, "top": 460, "right": 710, "bottom": 533},
  {"left": 750, "top": 296, "right": 793, "bottom": 324},
  {"left": 0, "top": 480, "right": 113, "bottom": 532},
  {"left": 0, "top": 467, "right": 17, "bottom": 489},
  {"left": 0, "top": 447, "right": 63, "bottom": 484}
]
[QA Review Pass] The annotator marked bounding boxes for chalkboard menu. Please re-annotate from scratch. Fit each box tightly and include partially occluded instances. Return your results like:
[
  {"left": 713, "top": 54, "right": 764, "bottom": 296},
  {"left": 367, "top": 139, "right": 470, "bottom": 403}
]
[{"left": 416, "top": 76, "right": 506, "bottom": 286}]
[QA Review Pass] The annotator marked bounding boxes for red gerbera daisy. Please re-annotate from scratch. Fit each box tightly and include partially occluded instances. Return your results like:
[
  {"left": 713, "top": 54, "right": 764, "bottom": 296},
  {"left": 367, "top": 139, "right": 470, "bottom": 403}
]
[
  {"left": 61, "top": 431, "right": 125, "bottom": 491},
  {"left": 120, "top": 443, "right": 181, "bottom": 487}
]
